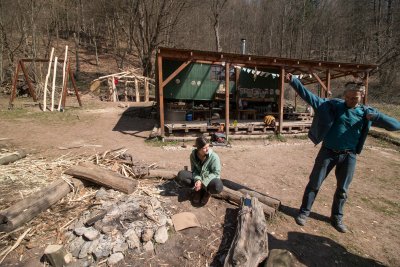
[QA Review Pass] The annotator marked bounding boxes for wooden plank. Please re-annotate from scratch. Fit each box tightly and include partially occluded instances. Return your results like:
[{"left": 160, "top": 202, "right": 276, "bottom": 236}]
[{"left": 51, "top": 57, "right": 58, "bottom": 111}]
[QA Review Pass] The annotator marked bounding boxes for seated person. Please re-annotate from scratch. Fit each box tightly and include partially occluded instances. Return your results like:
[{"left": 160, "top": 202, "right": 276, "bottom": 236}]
[{"left": 176, "top": 136, "right": 223, "bottom": 205}]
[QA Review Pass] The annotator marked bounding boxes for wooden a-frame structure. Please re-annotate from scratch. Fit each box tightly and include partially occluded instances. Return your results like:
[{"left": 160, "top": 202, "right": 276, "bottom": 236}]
[
  {"left": 9, "top": 58, "right": 82, "bottom": 109},
  {"left": 156, "top": 47, "right": 378, "bottom": 138}
]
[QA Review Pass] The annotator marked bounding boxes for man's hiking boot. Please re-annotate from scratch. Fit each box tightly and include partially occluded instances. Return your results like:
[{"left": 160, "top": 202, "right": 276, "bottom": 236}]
[
  {"left": 192, "top": 190, "right": 202, "bottom": 204},
  {"left": 331, "top": 218, "right": 348, "bottom": 233},
  {"left": 200, "top": 191, "right": 211, "bottom": 206},
  {"left": 295, "top": 213, "right": 308, "bottom": 226}
]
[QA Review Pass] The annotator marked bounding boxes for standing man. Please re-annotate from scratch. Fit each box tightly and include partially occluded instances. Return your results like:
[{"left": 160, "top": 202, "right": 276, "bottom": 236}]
[
  {"left": 286, "top": 73, "right": 400, "bottom": 233},
  {"left": 176, "top": 136, "right": 223, "bottom": 205}
]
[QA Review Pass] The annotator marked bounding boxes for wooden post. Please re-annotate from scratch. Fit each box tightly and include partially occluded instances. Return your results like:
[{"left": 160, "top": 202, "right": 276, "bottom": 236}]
[
  {"left": 225, "top": 63, "right": 230, "bottom": 139},
  {"left": 20, "top": 61, "right": 37, "bottom": 101},
  {"left": 278, "top": 67, "right": 285, "bottom": 133},
  {"left": 43, "top": 48, "right": 54, "bottom": 111},
  {"left": 124, "top": 80, "right": 128, "bottom": 102},
  {"left": 51, "top": 57, "right": 58, "bottom": 111},
  {"left": 61, "top": 59, "right": 69, "bottom": 109},
  {"left": 135, "top": 78, "right": 140, "bottom": 102},
  {"left": 9, "top": 61, "right": 21, "bottom": 106},
  {"left": 157, "top": 54, "right": 165, "bottom": 137},
  {"left": 68, "top": 62, "right": 82, "bottom": 107},
  {"left": 363, "top": 71, "right": 369, "bottom": 105},
  {"left": 235, "top": 66, "right": 240, "bottom": 120},
  {"left": 326, "top": 69, "right": 331, "bottom": 98},
  {"left": 58, "top": 45, "right": 68, "bottom": 111},
  {"left": 144, "top": 78, "right": 149, "bottom": 102},
  {"left": 112, "top": 76, "right": 117, "bottom": 102}
]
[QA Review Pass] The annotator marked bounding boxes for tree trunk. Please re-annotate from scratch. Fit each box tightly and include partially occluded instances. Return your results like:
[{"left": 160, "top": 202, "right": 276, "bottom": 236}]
[
  {"left": 0, "top": 178, "right": 83, "bottom": 232},
  {"left": 213, "top": 187, "right": 275, "bottom": 219},
  {"left": 73, "top": 32, "right": 80, "bottom": 79},
  {"left": 221, "top": 179, "right": 280, "bottom": 209},
  {"left": 64, "top": 162, "right": 138, "bottom": 194},
  {"left": 224, "top": 196, "right": 269, "bottom": 267},
  {"left": 0, "top": 150, "right": 27, "bottom": 165}
]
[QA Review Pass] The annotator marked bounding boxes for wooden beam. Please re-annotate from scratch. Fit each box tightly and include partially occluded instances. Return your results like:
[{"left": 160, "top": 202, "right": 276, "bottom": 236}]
[
  {"left": 309, "top": 69, "right": 328, "bottom": 94},
  {"left": 61, "top": 59, "right": 69, "bottom": 109},
  {"left": 326, "top": 69, "right": 331, "bottom": 98},
  {"left": 278, "top": 67, "right": 285, "bottom": 133},
  {"left": 363, "top": 71, "right": 369, "bottom": 105},
  {"left": 20, "top": 61, "right": 37, "bottom": 101},
  {"left": 161, "top": 60, "right": 191, "bottom": 88},
  {"left": 157, "top": 55, "right": 165, "bottom": 137}
]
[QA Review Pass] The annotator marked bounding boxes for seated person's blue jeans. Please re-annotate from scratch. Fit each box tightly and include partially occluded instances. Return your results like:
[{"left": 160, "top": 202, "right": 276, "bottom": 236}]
[{"left": 176, "top": 170, "right": 223, "bottom": 194}]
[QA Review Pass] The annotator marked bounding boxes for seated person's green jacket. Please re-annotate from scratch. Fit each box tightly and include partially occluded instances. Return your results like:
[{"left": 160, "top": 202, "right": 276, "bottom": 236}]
[{"left": 190, "top": 149, "right": 221, "bottom": 187}]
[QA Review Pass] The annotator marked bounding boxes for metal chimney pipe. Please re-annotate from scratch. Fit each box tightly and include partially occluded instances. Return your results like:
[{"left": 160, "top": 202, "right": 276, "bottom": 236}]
[{"left": 240, "top": 39, "right": 246, "bottom": 54}]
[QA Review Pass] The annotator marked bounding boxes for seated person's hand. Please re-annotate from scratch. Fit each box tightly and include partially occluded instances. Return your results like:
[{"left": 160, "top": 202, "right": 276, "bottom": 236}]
[{"left": 194, "top": 180, "right": 202, "bottom": 191}]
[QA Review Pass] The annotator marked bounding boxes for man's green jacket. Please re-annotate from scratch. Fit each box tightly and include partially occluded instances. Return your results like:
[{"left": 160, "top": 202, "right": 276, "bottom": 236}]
[{"left": 190, "top": 149, "right": 221, "bottom": 186}]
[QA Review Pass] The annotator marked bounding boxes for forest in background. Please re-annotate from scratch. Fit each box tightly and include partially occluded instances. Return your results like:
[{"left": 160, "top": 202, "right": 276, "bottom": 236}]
[{"left": 1, "top": 0, "right": 399, "bottom": 103}]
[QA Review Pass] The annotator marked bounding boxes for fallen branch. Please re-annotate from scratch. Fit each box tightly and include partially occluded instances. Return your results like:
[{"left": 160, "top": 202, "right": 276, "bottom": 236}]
[
  {"left": 0, "top": 178, "right": 83, "bottom": 232},
  {"left": 213, "top": 187, "right": 275, "bottom": 219},
  {"left": 0, "top": 150, "right": 27, "bottom": 165},
  {"left": 64, "top": 162, "right": 138, "bottom": 194},
  {"left": 221, "top": 179, "right": 280, "bottom": 209},
  {"left": 0, "top": 227, "right": 31, "bottom": 264}
]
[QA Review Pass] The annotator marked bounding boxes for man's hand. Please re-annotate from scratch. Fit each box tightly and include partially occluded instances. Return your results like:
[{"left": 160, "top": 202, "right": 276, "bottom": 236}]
[
  {"left": 194, "top": 180, "right": 202, "bottom": 191},
  {"left": 285, "top": 73, "right": 293, "bottom": 83},
  {"left": 366, "top": 113, "right": 376, "bottom": 121}
]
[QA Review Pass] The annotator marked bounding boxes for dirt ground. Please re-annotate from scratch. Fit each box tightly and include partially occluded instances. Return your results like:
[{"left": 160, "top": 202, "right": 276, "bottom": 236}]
[{"left": 1, "top": 95, "right": 399, "bottom": 267}]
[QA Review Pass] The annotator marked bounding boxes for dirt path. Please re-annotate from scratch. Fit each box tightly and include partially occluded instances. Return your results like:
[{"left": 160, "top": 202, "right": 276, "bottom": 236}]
[{"left": 1, "top": 97, "right": 399, "bottom": 266}]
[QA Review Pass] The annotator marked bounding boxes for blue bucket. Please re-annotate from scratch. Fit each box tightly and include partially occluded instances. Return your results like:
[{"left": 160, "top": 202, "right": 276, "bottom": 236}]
[{"left": 186, "top": 113, "right": 193, "bottom": 121}]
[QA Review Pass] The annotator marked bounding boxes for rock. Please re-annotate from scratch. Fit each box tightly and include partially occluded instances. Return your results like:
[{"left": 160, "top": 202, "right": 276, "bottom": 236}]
[
  {"left": 74, "top": 227, "right": 87, "bottom": 236},
  {"left": 92, "top": 236, "right": 112, "bottom": 261},
  {"left": 107, "top": 252, "right": 124, "bottom": 265},
  {"left": 78, "top": 241, "right": 92, "bottom": 259},
  {"left": 124, "top": 229, "right": 140, "bottom": 249},
  {"left": 107, "top": 253, "right": 124, "bottom": 265},
  {"left": 150, "top": 198, "right": 161, "bottom": 210},
  {"left": 141, "top": 228, "right": 154, "bottom": 242},
  {"left": 157, "top": 214, "right": 168, "bottom": 226},
  {"left": 87, "top": 238, "right": 100, "bottom": 255},
  {"left": 142, "top": 241, "right": 154, "bottom": 253},
  {"left": 67, "top": 236, "right": 85, "bottom": 258},
  {"left": 154, "top": 226, "right": 168, "bottom": 244},
  {"left": 83, "top": 228, "right": 100, "bottom": 241},
  {"left": 112, "top": 242, "right": 128, "bottom": 253},
  {"left": 44, "top": 245, "right": 71, "bottom": 267},
  {"left": 95, "top": 188, "right": 109, "bottom": 200},
  {"left": 265, "top": 249, "right": 294, "bottom": 267}
]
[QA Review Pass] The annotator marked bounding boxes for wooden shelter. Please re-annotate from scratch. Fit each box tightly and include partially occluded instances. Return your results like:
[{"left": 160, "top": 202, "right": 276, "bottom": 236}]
[{"left": 156, "top": 47, "right": 378, "bottom": 138}]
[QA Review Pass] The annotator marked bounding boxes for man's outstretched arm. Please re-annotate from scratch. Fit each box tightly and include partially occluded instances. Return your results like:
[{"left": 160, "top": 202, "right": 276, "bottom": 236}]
[
  {"left": 366, "top": 111, "right": 400, "bottom": 131},
  {"left": 285, "top": 73, "right": 325, "bottom": 110}
]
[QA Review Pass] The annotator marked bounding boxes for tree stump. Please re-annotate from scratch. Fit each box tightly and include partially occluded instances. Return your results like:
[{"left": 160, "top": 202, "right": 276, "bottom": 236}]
[{"left": 224, "top": 196, "right": 269, "bottom": 267}]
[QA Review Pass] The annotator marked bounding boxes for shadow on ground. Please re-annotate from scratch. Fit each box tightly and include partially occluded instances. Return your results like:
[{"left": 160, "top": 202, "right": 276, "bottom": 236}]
[
  {"left": 112, "top": 106, "right": 157, "bottom": 138},
  {"left": 269, "top": 231, "right": 386, "bottom": 267}
]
